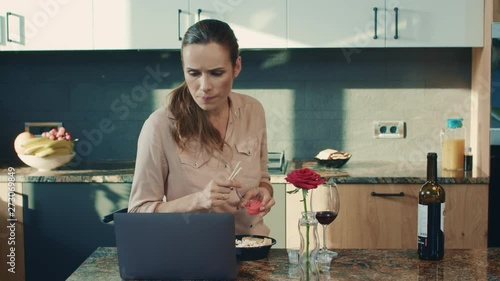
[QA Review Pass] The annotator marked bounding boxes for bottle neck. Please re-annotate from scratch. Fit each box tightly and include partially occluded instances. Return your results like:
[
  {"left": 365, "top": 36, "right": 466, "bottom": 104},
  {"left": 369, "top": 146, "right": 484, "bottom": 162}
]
[{"left": 427, "top": 157, "right": 438, "bottom": 182}]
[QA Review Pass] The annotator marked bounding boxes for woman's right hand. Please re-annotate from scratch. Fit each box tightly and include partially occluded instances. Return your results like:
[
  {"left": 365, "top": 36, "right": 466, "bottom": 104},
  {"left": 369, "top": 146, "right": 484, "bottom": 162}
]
[{"left": 199, "top": 178, "right": 241, "bottom": 210}]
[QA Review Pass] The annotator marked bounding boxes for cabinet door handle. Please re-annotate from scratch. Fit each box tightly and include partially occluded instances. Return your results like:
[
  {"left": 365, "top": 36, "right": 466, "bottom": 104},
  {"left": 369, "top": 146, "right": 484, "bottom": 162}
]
[
  {"left": 177, "top": 9, "right": 182, "bottom": 41},
  {"left": 197, "top": 9, "right": 202, "bottom": 21},
  {"left": 6, "top": 12, "right": 23, "bottom": 44},
  {"left": 373, "top": 7, "right": 378, "bottom": 39},
  {"left": 394, "top": 7, "right": 399, "bottom": 39},
  {"left": 371, "top": 191, "right": 405, "bottom": 197}
]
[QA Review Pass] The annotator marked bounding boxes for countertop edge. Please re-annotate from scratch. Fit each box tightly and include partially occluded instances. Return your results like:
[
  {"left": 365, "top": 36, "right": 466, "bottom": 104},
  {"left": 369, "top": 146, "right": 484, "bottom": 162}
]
[{"left": 0, "top": 160, "right": 489, "bottom": 184}]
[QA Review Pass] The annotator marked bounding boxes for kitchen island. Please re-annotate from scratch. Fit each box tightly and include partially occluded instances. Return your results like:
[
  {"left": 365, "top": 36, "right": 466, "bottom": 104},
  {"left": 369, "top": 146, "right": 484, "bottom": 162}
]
[
  {"left": 0, "top": 160, "right": 491, "bottom": 280},
  {"left": 68, "top": 247, "right": 500, "bottom": 280}
]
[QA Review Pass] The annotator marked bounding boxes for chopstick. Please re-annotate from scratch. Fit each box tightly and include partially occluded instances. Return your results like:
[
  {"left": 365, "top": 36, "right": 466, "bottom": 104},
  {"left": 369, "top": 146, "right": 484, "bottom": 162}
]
[
  {"left": 228, "top": 161, "right": 241, "bottom": 180},
  {"left": 228, "top": 161, "right": 245, "bottom": 202},
  {"left": 210, "top": 161, "right": 243, "bottom": 213}
]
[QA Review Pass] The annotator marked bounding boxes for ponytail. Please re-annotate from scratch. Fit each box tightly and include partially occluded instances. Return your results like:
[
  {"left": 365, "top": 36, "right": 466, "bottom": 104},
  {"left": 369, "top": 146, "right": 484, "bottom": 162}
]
[{"left": 168, "top": 83, "right": 224, "bottom": 154}]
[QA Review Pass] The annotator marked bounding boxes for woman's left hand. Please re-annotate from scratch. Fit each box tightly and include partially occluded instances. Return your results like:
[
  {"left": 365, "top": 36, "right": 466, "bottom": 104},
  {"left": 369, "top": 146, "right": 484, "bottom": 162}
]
[{"left": 241, "top": 187, "right": 275, "bottom": 217}]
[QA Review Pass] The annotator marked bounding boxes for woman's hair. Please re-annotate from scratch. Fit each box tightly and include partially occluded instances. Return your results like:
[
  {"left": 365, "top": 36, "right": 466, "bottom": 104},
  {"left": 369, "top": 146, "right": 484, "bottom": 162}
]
[{"left": 169, "top": 19, "right": 239, "bottom": 154}]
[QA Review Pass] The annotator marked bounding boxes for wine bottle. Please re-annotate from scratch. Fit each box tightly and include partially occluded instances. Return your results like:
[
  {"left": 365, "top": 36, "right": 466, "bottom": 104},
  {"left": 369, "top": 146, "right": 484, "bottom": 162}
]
[{"left": 418, "top": 152, "right": 445, "bottom": 260}]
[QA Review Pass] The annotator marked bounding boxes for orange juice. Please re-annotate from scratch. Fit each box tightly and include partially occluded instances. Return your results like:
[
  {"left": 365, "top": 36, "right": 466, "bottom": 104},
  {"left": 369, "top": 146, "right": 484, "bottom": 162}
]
[{"left": 442, "top": 138, "right": 464, "bottom": 170}]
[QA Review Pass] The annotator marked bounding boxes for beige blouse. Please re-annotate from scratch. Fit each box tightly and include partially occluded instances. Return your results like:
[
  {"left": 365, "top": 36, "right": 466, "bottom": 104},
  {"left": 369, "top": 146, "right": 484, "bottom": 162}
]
[{"left": 128, "top": 92, "right": 272, "bottom": 236}]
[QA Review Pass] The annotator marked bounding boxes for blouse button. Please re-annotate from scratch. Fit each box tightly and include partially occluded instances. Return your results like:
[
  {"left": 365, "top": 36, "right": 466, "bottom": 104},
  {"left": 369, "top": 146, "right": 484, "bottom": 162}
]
[
  {"left": 195, "top": 162, "right": 198, "bottom": 167},
  {"left": 224, "top": 163, "right": 228, "bottom": 168}
]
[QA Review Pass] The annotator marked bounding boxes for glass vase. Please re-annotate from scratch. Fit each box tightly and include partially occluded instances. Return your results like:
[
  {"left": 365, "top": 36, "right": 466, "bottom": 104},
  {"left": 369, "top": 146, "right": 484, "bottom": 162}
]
[{"left": 298, "top": 211, "right": 320, "bottom": 281}]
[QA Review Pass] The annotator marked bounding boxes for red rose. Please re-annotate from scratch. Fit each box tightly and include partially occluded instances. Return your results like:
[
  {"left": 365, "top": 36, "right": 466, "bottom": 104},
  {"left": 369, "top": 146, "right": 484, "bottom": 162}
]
[
  {"left": 246, "top": 199, "right": 262, "bottom": 215},
  {"left": 285, "top": 168, "right": 325, "bottom": 189}
]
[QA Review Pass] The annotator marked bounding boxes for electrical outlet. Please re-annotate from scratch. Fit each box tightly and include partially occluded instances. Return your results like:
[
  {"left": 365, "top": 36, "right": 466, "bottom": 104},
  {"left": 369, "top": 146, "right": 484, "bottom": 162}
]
[{"left": 373, "top": 121, "right": 405, "bottom": 139}]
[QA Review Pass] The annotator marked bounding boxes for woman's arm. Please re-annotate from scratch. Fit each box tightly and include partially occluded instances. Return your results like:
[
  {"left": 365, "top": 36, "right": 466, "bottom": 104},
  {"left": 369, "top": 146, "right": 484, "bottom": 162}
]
[
  {"left": 128, "top": 115, "right": 170, "bottom": 213},
  {"left": 259, "top": 181, "right": 274, "bottom": 197},
  {"left": 257, "top": 100, "right": 275, "bottom": 214},
  {"left": 128, "top": 115, "right": 211, "bottom": 213},
  {"left": 128, "top": 113, "right": 239, "bottom": 213}
]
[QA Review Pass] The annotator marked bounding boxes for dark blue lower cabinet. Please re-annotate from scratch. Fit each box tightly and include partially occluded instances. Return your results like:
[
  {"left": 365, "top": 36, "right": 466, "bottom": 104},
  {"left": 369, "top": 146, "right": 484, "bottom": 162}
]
[{"left": 23, "top": 183, "right": 130, "bottom": 281}]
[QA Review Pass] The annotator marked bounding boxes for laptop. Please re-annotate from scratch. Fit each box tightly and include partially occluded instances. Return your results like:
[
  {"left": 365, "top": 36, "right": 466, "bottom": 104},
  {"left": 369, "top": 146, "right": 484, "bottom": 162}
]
[{"left": 113, "top": 212, "right": 238, "bottom": 280}]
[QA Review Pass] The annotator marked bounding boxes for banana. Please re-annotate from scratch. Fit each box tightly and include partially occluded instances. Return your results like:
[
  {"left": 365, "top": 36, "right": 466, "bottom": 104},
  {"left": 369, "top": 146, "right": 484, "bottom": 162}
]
[
  {"left": 44, "top": 139, "right": 73, "bottom": 150},
  {"left": 24, "top": 143, "right": 50, "bottom": 155},
  {"left": 22, "top": 138, "right": 74, "bottom": 156},
  {"left": 35, "top": 147, "right": 73, "bottom": 158},
  {"left": 21, "top": 137, "right": 51, "bottom": 147}
]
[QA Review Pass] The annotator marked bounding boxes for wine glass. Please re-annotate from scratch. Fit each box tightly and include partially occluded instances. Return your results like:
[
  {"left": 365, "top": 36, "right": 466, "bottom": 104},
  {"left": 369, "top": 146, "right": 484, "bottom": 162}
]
[{"left": 311, "top": 182, "right": 340, "bottom": 260}]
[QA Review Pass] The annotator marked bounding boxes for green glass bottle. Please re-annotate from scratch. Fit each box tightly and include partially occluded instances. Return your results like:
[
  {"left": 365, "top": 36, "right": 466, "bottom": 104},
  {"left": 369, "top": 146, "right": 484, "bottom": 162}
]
[{"left": 418, "top": 152, "right": 445, "bottom": 260}]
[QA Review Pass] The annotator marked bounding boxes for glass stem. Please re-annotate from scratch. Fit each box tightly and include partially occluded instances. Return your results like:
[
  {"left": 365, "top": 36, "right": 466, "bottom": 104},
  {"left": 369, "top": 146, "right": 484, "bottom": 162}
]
[{"left": 322, "top": 225, "right": 327, "bottom": 251}]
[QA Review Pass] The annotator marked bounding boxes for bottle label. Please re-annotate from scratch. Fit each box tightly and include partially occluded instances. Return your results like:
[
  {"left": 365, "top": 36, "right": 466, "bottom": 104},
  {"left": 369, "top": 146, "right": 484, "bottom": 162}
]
[
  {"left": 418, "top": 204, "right": 428, "bottom": 238},
  {"left": 418, "top": 202, "right": 445, "bottom": 259},
  {"left": 441, "top": 203, "right": 445, "bottom": 231},
  {"left": 418, "top": 203, "right": 445, "bottom": 238}
]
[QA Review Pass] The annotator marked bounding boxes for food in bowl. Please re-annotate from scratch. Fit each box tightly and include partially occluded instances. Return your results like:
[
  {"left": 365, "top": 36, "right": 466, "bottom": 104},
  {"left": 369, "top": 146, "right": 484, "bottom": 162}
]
[
  {"left": 315, "top": 148, "right": 351, "bottom": 160},
  {"left": 315, "top": 148, "right": 352, "bottom": 168},
  {"left": 15, "top": 126, "right": 76, "bottom": 171},
  {"left": 235, "top": 235, "right": 276, "bottom": 261},
  {"left": 16, "top": 126, "right": 75, "bottom": 157},
  {"left": 14, "top": 132, "right": 35, "bottom": 154},
  {"left": 235, "top": 236, "right": 273, "bottom": 248}
]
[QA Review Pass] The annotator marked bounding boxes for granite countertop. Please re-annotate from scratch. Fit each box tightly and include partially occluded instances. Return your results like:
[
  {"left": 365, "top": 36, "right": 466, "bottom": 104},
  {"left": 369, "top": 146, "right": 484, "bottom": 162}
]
[
  {"left": 290, "top": 159, "right": 489, "bottom": 184},
  {"left": 0, "top": 159, "right": 488, "bottom": 184},
  {"left": 0, "top": 160, "right": 137, "bottom": 183},
  {"left": 67, "top": 247, "right": 500, "bottom": 281}
]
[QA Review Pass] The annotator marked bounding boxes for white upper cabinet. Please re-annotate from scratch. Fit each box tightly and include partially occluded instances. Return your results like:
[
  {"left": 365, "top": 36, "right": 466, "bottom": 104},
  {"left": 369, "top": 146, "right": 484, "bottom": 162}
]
[
  {"left": 93, "top": 0, "right": 189, "bottom": 50},
  {"left": 288, "top": 0, "right": 484, "bottom": 48},
  {"left": 0, "top": 0, "right": 484, "bottom": 51},
  {"left": 385, "top": 0, "right": 483, "bottom": 47},
  {"left": 0, "top": 0, "right": 93, "bottom": 51},
  {"left": 190, "top": 0, "right": 287, "bottom": 49},
  {"left": 94, "top": 0, "right": 287, "bottom": 50},
  {"left": 288, "top": 0, "right": 386, "bottom": 48}
]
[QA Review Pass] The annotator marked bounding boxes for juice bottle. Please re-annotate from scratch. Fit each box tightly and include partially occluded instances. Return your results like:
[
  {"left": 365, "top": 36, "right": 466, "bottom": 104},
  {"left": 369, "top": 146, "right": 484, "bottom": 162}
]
[{"left": 442, "top": 118, "right": 465, "bottom": 171}]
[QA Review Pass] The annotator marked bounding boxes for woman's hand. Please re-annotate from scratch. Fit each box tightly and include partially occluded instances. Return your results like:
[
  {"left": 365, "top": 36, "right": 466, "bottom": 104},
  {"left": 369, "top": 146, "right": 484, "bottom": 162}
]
[
  {"left": 199, "top": 178, "right": 241, "bottom": 211},
  {"left": 241, "top": 186, "right": 275, "bottom": 217}
]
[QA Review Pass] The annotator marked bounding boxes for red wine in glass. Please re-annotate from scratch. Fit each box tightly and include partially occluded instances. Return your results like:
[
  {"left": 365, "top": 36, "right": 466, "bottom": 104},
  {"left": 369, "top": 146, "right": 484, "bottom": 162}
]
[
  {"left": 311, "top": 183, "right": 340, "bottom": 259},
  {"left": 316, "top": 211, "right": 338, "bottom": 225}
]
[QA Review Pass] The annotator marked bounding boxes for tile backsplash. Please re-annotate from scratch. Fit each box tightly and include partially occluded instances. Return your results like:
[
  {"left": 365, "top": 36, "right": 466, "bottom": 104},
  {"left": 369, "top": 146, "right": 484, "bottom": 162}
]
[{"left": 0, "top": 48, "right": 471, "bottom": 164}]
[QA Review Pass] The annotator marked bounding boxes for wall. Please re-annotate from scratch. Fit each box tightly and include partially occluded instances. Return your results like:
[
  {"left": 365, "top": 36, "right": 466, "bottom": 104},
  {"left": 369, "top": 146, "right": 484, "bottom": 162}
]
[{"left": 0, "top": 48, "right": 471, "bottom": 165}]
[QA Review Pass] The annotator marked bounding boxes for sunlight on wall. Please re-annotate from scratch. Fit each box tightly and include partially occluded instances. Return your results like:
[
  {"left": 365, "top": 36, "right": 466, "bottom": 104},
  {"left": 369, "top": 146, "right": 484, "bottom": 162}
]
[
  {"left": 341, "top": 87, "right": 471, "bottom": 163},
  {"left": 233, "top": 88, "right": 296, "bottom": 158},
  {"left": 94, "top": 184, "right": 131, "bottom": 219},
  {"left": 151, "top": 89, "right": 174, "bottom": 109}
]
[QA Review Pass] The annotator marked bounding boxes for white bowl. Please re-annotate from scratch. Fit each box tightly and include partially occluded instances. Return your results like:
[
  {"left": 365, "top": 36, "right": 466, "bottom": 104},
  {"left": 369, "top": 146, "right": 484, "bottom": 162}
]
[{"left": 18, "top": 153, "right": 75, "bottom": 171}]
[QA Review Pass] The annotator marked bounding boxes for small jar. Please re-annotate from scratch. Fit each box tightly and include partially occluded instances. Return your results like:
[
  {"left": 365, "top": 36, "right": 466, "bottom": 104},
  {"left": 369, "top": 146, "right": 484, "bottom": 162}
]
[
  {"left": 442, "top": 118, "right": 465, "bottom": 171},
  {"left": 464, "top": 147, "right": 473, "bottom": 172}
]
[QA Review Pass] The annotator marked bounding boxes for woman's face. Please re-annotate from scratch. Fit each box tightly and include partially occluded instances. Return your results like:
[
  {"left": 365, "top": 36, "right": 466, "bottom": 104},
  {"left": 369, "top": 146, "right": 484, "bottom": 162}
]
[{"left": 182, "top": 42, "right": 241, "bottom": 115}]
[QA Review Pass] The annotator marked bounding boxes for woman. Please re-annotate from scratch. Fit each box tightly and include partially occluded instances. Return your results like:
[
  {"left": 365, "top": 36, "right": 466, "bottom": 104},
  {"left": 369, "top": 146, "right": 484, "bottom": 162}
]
[{"left": 128, "top": 19, "right": 275, "bottom": 236}]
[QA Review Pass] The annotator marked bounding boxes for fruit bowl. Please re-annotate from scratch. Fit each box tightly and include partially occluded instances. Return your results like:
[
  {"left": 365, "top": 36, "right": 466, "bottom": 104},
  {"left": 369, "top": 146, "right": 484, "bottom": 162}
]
[{"left": 17, "top": 153, "right": 75, "bottom": 171}]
